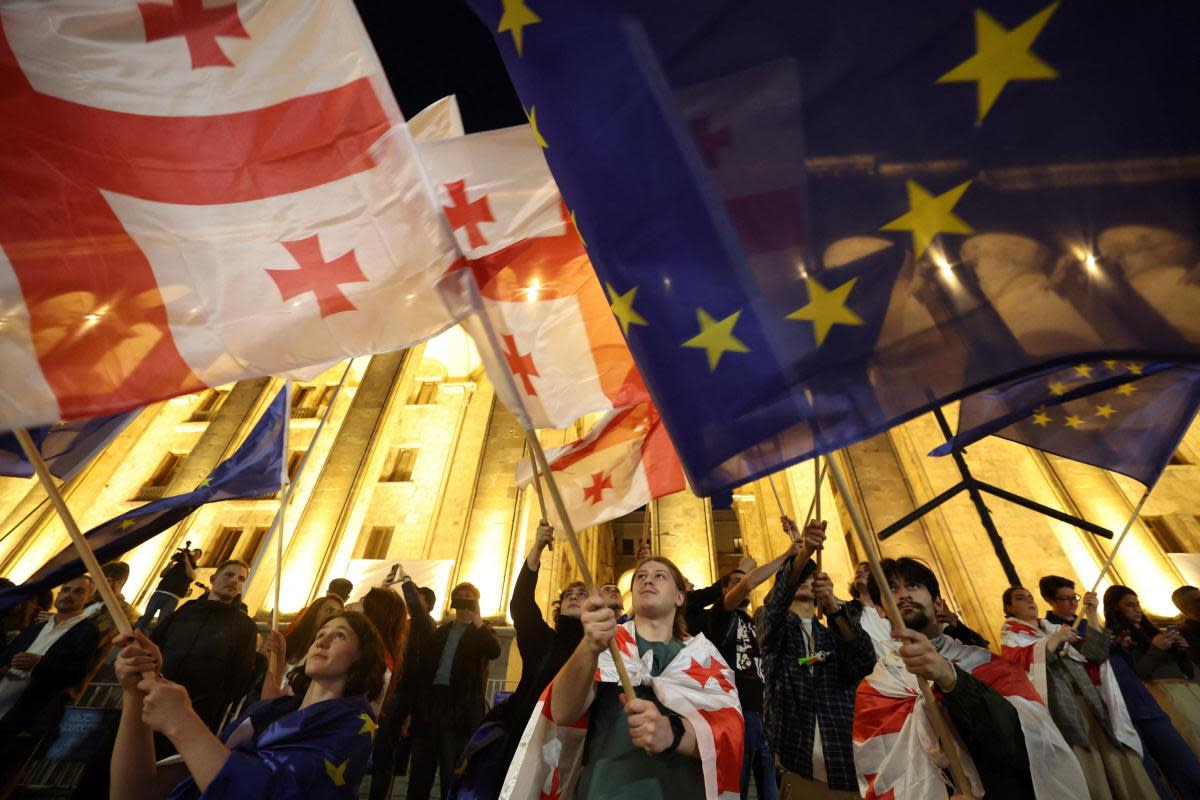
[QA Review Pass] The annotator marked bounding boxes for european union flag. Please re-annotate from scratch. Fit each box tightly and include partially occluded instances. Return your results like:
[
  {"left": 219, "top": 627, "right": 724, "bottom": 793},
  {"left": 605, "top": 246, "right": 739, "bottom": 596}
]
[
  {"left": 0, "top": 411, "right": 134, "bottom": 481},
  {"left": 467, "top": 0, "right": 1200, "bottom": 493},
  {"left": 0, "top": 389, "right": 286, "bottom": 609},
  {"left": 936, "top": 362, "right": 1200, "bottom": 486}
]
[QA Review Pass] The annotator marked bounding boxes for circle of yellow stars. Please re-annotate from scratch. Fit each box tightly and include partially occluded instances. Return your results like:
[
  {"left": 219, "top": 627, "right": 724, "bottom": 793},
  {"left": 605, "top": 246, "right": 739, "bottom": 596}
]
[{"left": 1030, "top": 363, "right": 1145, "bottom": 431}]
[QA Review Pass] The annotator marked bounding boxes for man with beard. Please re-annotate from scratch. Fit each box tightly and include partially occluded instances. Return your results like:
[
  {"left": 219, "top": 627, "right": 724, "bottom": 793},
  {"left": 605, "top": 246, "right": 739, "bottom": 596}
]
[
  {"left": 854, "top": 557, "right": 1087, "bottom": 800},
  {"left": 152, "top": 559, "right": 257, "bottom": 736},
  {"left": 761, "top": 520, "right": 876, "bottom": 799}
]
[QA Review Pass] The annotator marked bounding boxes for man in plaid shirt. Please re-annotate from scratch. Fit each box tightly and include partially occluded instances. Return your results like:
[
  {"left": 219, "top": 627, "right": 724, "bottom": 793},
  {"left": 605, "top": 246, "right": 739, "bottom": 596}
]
[{"left": 762, "top": 520, "right": 877, "bottom": 799}]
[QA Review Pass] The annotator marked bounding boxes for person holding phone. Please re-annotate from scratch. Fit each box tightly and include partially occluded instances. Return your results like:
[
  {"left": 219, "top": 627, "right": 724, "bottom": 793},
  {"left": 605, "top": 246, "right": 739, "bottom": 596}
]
[{"left": 403, "top": 582, "right": 500, "bottom": 800}]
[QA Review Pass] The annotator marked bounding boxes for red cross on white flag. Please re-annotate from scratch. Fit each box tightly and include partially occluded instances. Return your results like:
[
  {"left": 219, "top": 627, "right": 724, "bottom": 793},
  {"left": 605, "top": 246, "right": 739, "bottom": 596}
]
[{"left": 0, "top": 0, "right": 460, "bottom": 431}]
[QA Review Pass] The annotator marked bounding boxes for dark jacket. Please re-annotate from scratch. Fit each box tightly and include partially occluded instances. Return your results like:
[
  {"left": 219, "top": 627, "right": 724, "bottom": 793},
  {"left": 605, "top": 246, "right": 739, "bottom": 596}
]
[
  {"left": 388, "top": 579, "right": 437, "bottom": 726},
  {"left": 411, "top": 612, "right": 501, "bottom": 732},
  {"left": 761, "top": 557, "right": 876, "bottom": 790},
  {"left": 0, "top": 615, "right": 100, "bottom": 734},
  {"left": 152, "top": 597, "right": 258, "bottom": 731},
  {"left": 488, "top": 564, "right": 582, "bottom": 732}
]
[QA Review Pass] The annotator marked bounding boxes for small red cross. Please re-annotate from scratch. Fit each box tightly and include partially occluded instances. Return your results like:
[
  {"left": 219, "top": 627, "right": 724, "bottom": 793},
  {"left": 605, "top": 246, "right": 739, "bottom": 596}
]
[
  {"left": 266, "top": 235, "right": 368, "bottom": 319},
  {"left": 613, "top": 624, "right": 635, "bottom": 656},
  {"left": 539, "top": 768, "right": 562, "bottom": 800},
  {"left": 690, "top": 116, "right": 732, "bottom": 169},
  {"left": 138, "top": 0, "right": 250, "bottom": 70},
  {"left": 683, "top": 656, "right": 734, "bottom": 693},
  {"left": 583, "top": 471, "right": 613, "bottom": 505},
  {"left": 502, "top": 334, "right": 539, "bottom": 395},
  {"left": 863, "top": 774, "right": 897, "bottom": 800},
  {"left": 442, "top": 178, "right": 495, "bottom": 249}
]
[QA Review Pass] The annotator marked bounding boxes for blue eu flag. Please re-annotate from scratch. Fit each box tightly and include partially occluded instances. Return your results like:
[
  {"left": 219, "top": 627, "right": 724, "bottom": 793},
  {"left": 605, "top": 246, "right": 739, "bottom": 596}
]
[
  {"left": 467, "top": 0, "right": 1200, "bottom": 493},
  {"left": 0, "top": 411, "right": 135, "bottom": 481},
  {"left": 936, "top": 363, "right": 1200, "bottom": 487},
  {"left": 0, "top": 389, "right": 287, "bottom": 608}
]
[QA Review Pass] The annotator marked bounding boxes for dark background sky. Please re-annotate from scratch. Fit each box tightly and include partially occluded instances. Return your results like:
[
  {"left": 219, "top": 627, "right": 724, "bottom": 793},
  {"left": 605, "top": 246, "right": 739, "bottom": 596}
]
[{"left": 355, "top": 0, "right": 526, "bottom": 133}]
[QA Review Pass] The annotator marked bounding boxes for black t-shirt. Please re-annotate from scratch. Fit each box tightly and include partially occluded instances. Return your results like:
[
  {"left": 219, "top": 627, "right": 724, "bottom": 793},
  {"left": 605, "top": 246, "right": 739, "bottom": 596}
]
[
  {"left": 710, "top": 606, "right": 764, "bottom": 712},
  {"left": 156, "top": 555, "right": 193, "bottom": 596}
]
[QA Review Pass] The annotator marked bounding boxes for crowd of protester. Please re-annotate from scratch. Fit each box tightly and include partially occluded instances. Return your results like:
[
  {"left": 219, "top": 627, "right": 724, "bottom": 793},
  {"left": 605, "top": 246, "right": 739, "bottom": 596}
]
[{"left": 0, "top": 519, "right": 1199, "bottom": 799}]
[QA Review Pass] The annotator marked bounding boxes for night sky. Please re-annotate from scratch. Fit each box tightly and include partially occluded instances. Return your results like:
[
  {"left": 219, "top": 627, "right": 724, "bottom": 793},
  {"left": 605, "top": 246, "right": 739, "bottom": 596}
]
[{"left": 355, "top": 0, "right": 525, "bottom": 133}]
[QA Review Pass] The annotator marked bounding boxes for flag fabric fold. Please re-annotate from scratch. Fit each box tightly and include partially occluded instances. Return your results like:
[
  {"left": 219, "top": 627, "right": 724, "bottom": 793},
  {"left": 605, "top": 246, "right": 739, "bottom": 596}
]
[
  {"left": 854, "top": 638, "right": 1087, "bottom": 800},
  {"left": 999, "top": 617, "right": 1142, "bottom": 756},
  {"left": 937, "top": 363, "right": 1200, "bottom": 487},
  {"left": 0, "top": 411, "right": 135, "bottom": 481},
  {"left": 0, "top": 0, "right": 460, "bottom": 431},
  {"left": 500, "top": 621, "right": 743, "bottom": 800},
  {"left": 426, "top": 124, "right": 647, "bottom": 429},
  {"left": 467, "top": 0, "right": 1200, "bottom": 494},
  {"left": 0, "top": 388, "right": 287, "bottom": 609},
  {"left": 515, "top": 401, "right": 684, "bottom": 530}
]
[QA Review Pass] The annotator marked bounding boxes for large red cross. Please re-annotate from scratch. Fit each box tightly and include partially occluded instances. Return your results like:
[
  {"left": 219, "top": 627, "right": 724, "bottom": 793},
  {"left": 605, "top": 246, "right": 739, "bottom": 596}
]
[
  {"left": 690, "top": 116, "right": 733, "bottom": 169},
  {"left": 502, "top": 334, "right": 539, "bottom": 395},
  {"left": 0, "top": 17, "right": 390, "bottom": 420},
  {"left": 582, "top": 471, "right": 613, "bottom": 505},
  {"left": 267, "top": 235, "right": 367, "bottom": 319},
  {"left": 442, "top": 178, "right": 495, "bottom": 249},
  {"left": 538, "top": 768, "right": 561, "bottom": 800},
  {"left": 683, "top": 656, "right": 734, "bottom": 693},
  {"left": 138, "top": 0, "right": 249, "bottom": 69}
]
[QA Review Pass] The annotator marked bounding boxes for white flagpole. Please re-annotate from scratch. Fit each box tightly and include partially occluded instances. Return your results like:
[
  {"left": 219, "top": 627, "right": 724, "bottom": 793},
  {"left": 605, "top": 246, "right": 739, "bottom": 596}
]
[{"left": 1073, "top": 488, "right": 1152, "bottom": 632}]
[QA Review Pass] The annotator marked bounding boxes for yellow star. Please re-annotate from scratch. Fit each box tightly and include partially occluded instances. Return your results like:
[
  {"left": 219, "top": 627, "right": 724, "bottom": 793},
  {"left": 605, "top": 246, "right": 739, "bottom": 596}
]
[
  {"left": 525, "top": 106, "right": 547, "bottom": 149},
  {"left": 198, "top": 477, "right": 212, "bottom": 488},
  {"left": 1116, "top": 383, "right": 1138, "bottom": 397},
  {"left": 937, "top": 3, "right": 1060, "bottom": 123},
  {"left": 118, "top": 519, "right": 137, "bottom": 530},
  {"left": 682, "top": 308, "right": 750, "bottom": 371},
  {"left": 325, "top": 759, "right": 348, "bottom": 787},
  {"left": 1048, "top": 381, "right": 1068, "bottom": 396},
  {"left": 498, "top": 0, "right": 541, "bottom": 57},
  {"left": 1032, "top": 407, "right": 1051, "bottom": 427},
  {"left": 1064, "top": 414, "right": 1084, "bottom": 430},
  {"left": 880, "top": 180, "right": 974, "bottom": 257},
  {"left": 358, "top": 713, "right": 378, "bottom": 739},
  {"left": 570, "top": 209, "right": 586, "bottom": 248},
  {"left": 1126, "top": 362, "right": 1144, "bottom": 375},
  {"left": 786, "top": 276, "right": 865, "bottom": 346},
  {"left": 605, "top": 283, "right": 648, "bottom": 337},
  {"left": 1074, "top": 364, "right": 1093, "bottom": 378},
  {"left": 1103, "top": 359, "right": 1119, "bottom": 371},
  {"left": 1095, "top": 403, "right": 1116, "bottom": 419}
]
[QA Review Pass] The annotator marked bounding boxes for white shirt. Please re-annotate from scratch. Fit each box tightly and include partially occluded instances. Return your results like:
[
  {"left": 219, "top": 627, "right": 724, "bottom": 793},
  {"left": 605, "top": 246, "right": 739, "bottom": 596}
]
[
  {"left": 799, "top": 617, "right": 828, "bottom": 783},
  {"left": 0, "top": 613, "right": 89, "bottom": 720}
]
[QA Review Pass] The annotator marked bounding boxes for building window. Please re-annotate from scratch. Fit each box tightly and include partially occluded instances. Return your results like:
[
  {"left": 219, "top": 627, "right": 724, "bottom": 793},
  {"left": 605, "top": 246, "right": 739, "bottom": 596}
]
[
  {"left": 409, "top": 380, "right": 440, "bottom": 405},
  {"left": 134, "top": 452, "right": 184, "bottom": 500},
  {"left": 1170, "top": 451, "right": 1191, "bottom": 466},
  {"left": 621, "top": 538, "right": 634, "bottom": 555},
  {"left": 354, "top": 526, "right": 394, "bottom": 560},
  {"left": 379, "top": 447, "right": 418, "bottom": 483},
  {"left": 204, "top": 527, "right": 242, "bottom": 567},
  {"left": 1144, "top": 515, "right": 1189, "bottom": 554},
  {"left": 189, "top": 389, "right": 228, "bottom": 422},
  {"left": 287, "top": 450, "right": 304, "bottom": 481},
  {"left": 291, "top": 385, "right": 337, "bottom": 419}
]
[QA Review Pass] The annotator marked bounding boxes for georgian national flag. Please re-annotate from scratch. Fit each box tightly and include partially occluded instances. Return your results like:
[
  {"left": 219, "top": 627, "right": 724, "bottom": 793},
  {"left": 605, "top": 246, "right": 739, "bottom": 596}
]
[
  {"left": 500, "top": 621, "right": 743, "bottom": 800},
  {"left": 426, "top": 124, "right": 647, "bottom": 430},
  {"left": 515, "top": 401, "right": 684, "bottom": 530},
  {"left": 0, "top": 0, "right": 460, "bottom": 431},
  {"left": 854, "top": 637, "right": 1087, "bottom": 800}
]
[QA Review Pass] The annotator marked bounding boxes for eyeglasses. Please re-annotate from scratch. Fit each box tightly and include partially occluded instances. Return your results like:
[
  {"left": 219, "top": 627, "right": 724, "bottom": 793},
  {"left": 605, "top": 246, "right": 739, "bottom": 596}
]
[{"left": 1055, "top": 594, "right": 1081, "bottom": 602}]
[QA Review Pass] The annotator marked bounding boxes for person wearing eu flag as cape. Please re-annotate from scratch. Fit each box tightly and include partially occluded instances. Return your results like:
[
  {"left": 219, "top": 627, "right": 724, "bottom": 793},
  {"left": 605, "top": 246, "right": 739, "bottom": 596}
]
[{"left": 108, "top": 611, "right": 387, "bottom": 799}]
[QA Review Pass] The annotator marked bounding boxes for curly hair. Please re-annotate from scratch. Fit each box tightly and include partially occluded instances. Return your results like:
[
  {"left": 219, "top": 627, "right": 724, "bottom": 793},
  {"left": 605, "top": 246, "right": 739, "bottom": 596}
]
[{"left": 288, "top": 611, "right": 388, "bottom": 701}]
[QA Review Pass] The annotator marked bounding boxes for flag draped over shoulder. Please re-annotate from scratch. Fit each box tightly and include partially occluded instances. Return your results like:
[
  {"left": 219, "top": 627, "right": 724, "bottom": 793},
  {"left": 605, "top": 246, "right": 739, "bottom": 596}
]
[
  {"left": 0, "top": 411, "right": 134, "bottom": 481},
  {"left": 0, "top": 0, "right": 460, "bottom": 431},
  {"left": 426, "top": 124, "right": 647, "bottom": 429},
  {"left": 501, "top": 621, "right": 743, "bottom": 800},
  {"left": 854, "top": 637, "right": 1087, "bottom": 800},
  {"left": 999, "top": 617, "right": 1142, "bottom": 755},
  {"left": 0, "top": 388, "right": 287, "bottom": 609},
  {"left": 466, "top": 0, "right": 1200, "bottom": 494},
  {"left": 515, "top": 401, "right": 684, "bottom": 530},
  {"left": 936, "top": 363, "right": 1200, "bottom": 486}
]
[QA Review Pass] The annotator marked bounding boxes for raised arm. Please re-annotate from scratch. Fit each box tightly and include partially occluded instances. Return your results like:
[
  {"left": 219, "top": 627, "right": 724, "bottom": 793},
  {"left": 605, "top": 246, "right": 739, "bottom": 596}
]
[
  {"left": 550, "top": 596, "right": 609, "bottom": 724},
  {"left": 511, "top": 522, "right": 555, "bottom": 642},
  {"left": 723, "top": 521, "right": 804, "bottom": 610}
]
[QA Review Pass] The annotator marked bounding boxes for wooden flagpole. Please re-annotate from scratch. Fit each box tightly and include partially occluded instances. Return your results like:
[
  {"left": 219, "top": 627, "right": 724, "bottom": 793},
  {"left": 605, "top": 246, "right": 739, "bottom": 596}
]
[
  {"left": 14, "top": 429, "right": 156, "bottom": 680},
  {"left": 814, "top": 457, "right": 823, "bottom": 569},
  {"left": 524, "top": 428, "right": 635, "bottom": 697},
  {"left": 767, "top": 475, "right": 785, "bottom": 517},
  {"left": 825, "top": 450, "right": 975, "bottom": 798},
  {"left": 1072, "top": 488, "right": 1151, "bottom": 632},
  {"left": 272, "top": 380, "right": 292, "bottom": 634}
]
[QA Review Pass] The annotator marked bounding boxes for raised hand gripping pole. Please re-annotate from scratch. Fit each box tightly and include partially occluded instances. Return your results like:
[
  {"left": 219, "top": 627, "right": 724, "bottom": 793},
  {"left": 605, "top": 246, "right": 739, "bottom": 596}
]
[
  {"left": 1072, "top": 488, "right": 1151, "bottom": 632},
  {"left": 825, "top": 450, "right": 976, "bottom": 799},
  {"left": 14, "top": 428, "right": 154, "bottom": 680},
  {"left": 524, "top": 429, "right": 635, "bottom": 698}
]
